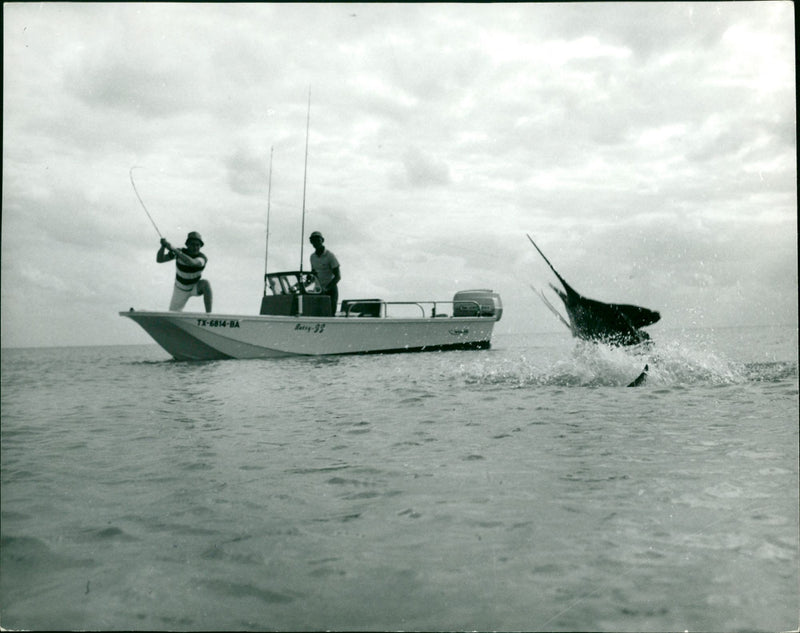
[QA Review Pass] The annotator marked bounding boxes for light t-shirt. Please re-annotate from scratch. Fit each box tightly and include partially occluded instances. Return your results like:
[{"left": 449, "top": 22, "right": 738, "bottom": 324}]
[{"left": 310, "top": 249, "right": 340, "bottom": 288}]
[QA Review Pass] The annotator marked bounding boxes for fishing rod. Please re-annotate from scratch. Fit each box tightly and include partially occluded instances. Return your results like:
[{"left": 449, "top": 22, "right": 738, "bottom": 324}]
[
  {"left": 299, "top": 87, "right": 311, "bottom": 272},
  {"left": 129, "top": 166, "right": 164, "bottom": 240},
  {"left": 263, "top": 146, "right": 274, "bottom": 296}
]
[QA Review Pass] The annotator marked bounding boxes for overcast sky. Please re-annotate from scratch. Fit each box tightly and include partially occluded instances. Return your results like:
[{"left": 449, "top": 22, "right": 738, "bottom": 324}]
[{"left": 2, "top": 2, "right": 796, "bottom": 348}]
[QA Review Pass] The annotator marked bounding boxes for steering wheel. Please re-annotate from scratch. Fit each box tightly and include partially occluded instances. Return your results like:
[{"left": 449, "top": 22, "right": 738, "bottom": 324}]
[
  {"left": 288, "top": 276, "right": 321, "bottom": 294},
  {"left": 304, "top": 277, "right": 322, "bottom": 294}
]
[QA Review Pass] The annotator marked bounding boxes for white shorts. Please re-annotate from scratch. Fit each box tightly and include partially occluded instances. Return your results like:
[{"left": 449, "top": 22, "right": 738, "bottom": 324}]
[{"left": 169, "top": 284, "right": 202, "bottom": 311}]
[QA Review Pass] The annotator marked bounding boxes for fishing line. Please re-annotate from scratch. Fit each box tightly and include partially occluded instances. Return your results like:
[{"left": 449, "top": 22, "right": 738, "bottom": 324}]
[{"left": 129, "top": 166, "right": 163, "bottom": 240}]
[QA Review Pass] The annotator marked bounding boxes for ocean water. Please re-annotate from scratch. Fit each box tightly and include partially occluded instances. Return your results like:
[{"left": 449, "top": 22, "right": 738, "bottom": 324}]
[{"left": 1, "top": 325, "right": 797, "bottom": 632}]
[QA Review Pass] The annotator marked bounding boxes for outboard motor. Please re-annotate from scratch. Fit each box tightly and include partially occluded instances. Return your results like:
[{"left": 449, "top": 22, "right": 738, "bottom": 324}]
[{"left": 453, "top": 289, "right": 503, "bottom": 321}]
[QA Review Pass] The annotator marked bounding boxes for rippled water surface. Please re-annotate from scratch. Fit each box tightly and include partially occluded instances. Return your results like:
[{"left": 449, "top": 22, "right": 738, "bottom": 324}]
[{"left": 1, "top": 325, "right": 798, "bottom": 631}]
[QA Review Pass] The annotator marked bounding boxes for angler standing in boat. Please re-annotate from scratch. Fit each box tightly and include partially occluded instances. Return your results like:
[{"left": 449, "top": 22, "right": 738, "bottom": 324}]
[
  {"left": 157, "top": 231, "right": 213, "bottom": 313},
  {"left": 309, "top": 231, "right": 341, "bottom": 313}
]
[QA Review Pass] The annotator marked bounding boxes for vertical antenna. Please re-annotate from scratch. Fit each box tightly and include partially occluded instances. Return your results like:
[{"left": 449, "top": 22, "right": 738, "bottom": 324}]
[
  {"left": 299, "top": 87, "right": 311, "bottom": 272},
  {"left": 263, "top": 146, "right": 274, "bottom": 295}
]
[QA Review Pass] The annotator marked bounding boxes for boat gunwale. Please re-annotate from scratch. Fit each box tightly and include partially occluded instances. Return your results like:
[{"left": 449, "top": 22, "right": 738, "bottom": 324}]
[{"left": 119, "top": 310, "right": 498, "bottom": 324}]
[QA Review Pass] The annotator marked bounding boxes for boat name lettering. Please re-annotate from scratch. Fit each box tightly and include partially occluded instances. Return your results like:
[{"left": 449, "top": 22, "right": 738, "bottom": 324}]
[
  {"left": 449, "top": 328, "right": 469, "bottom": 335},
  {"left": 295, "top": 323, "right": 326, "bottom": 334},
  {"left": 196, "top": 319, "right": 241, "bottom": 328}
]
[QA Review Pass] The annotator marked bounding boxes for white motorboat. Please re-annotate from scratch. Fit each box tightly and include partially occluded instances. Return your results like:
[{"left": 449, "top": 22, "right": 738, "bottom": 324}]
[
  {"left": 124, "top": 99, "right": 502, "bottom": 361},
  {"left": 121, "top": 270, "right": 502, "bottom": 360}
]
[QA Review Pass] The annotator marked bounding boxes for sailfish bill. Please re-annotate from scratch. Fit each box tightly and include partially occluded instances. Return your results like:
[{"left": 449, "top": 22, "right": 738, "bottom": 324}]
[{"left": 527, "top": 234, "right": 660, "bottom": 346}]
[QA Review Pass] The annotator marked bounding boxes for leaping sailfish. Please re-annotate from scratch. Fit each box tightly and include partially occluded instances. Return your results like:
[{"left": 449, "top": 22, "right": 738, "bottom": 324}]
[{"left": 527, "top": 234, "right": 660, "bottom": 347}]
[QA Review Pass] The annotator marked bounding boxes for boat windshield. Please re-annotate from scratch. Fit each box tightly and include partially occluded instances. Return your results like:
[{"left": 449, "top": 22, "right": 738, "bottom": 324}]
[{"left": 265, "top": 271, "right": 322, "bottom": 295}]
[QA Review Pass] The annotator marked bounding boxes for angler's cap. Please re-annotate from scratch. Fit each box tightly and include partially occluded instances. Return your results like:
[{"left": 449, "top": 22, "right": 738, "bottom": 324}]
[
  {"left": 186, "top": 231, "right": 204, "bottom": 246},
  {"left": 309, "top": 231, "right": 324, "bottom": 240}
]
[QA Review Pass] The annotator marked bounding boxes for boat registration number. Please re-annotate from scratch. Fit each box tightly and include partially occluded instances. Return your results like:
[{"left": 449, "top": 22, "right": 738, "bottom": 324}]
[{"left": 196, "top": 319, "right": 241, "bottom": 328}]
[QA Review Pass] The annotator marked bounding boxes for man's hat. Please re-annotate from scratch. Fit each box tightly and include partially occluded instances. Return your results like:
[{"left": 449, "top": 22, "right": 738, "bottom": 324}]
[
  {"left": 309, "top": 231, "right": 324, "bottom": 240},
  {"left": 186, "top": 231, "right": 204, "bottom": 246}
]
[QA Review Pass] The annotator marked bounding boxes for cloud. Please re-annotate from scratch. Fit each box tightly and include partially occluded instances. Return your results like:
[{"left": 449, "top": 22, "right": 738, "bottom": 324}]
[
  {"left": 224, "top": 147, "right": 270, "bottom": 196},
  {"left": 1, "top": 2, "right": 796, "bottom": 348},
  {"left": 393, "top": 147, "right": 452, "bottom": 188},
  {"left": 69, "top": 57, "right": 200, "bottom": 119}
]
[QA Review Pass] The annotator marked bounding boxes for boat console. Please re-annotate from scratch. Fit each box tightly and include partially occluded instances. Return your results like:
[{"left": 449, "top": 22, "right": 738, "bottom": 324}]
[{"left": 260, "top": 271, "right": 332, "bottom": 316}]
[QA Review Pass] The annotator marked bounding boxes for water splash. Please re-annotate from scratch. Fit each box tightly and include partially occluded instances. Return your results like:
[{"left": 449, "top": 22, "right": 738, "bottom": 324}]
[
  {"left": 459, "top": 345, "right": 649, "bottom": 388},
  {"left": 458, "top": 338, "right": 795, "bottom": 389},
  {"left": 645, "top": 339, "right": 748, "bottom": 386}
]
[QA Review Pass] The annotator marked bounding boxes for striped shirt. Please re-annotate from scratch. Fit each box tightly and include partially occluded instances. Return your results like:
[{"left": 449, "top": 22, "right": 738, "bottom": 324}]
[{"left": 174, "top": 248, "right": 207, "bottom": 291}]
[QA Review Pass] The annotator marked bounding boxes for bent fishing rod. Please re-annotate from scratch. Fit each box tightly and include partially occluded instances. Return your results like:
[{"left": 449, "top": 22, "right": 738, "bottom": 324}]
[{"left": 129, "top": 166, "right": 164, "bottom": 240}]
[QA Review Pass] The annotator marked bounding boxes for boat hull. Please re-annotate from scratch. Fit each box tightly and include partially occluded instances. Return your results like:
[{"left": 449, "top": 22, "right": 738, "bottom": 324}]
[{"left": 120, "top": 310, "right": 497, "bottom": 361}]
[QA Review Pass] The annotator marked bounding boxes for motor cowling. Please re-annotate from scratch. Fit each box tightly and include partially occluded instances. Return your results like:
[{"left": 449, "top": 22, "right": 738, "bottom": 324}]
[{"left": 453, "top": 289, "right": 503, "bottom": 321}]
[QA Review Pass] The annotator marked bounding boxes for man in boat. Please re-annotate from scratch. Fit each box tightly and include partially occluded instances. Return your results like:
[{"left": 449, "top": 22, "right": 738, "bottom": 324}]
[
  {"left": 157, "top": 231, "right": 213, "bottom": 313},
  {"left": 309, "top": 231, "right": 341, "bottom": 313}
]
